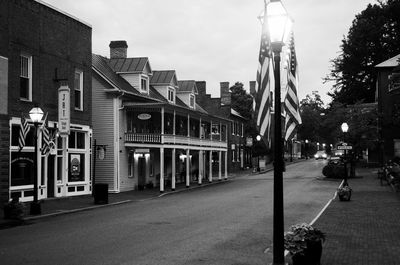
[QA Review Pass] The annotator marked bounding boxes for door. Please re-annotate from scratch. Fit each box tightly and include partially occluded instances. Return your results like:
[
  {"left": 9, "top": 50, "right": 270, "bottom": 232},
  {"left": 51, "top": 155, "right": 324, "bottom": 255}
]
[
  {"left": 47, "top": 155, "right": 55, "bottom": 198},
  {"left": 138, "top": 157, "right": 146, "bottom": 188}
]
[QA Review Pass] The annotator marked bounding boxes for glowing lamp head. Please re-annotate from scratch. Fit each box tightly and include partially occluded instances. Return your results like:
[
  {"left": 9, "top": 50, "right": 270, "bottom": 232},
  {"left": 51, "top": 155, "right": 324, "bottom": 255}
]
[
  {"left": 256, "top": 135, "right": 262, "bottom": 141},
  {"left": 341, "top": 122, "right": 349, "bottom": 133},
  {"left": 266, "top": 0, "right": 292, "bottom": 48},
  {"left": 29, "top": 107, "right": 44, "bottom": 123}
]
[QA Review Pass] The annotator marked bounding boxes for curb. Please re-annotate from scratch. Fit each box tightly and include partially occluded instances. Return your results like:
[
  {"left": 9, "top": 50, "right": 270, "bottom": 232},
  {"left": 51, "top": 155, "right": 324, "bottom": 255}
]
[{"left": 1, "top": 177, "right": 233, "bottom": 227}]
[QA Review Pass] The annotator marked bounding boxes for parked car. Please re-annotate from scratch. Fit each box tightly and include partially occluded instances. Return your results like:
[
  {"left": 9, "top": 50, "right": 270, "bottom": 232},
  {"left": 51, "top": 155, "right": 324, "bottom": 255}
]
[
  {"left": 334, "top": 149, "right": 344, "bottom": 157},
  {"left": 314, "top": 150, "right": 328, "bottom": 160}
]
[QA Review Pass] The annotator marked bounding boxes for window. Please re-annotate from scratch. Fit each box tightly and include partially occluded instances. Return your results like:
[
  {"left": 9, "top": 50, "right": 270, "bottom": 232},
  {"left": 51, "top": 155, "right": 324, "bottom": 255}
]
[
  {"left": 74, "top": 69, "right": 83, "bottom": 110},
  {"left": 168, "top": 88, "right": 174, "bottom": 102},
  {"left": 211, "top": 124, "right": 220, "bottom": 135},
  {"left": 141, "top": 77, "right": 148, "bottom": 92},
  {"left": 189, "top": 94, "right": 195, "bottom": 108},
  {"left": 389, "top": 73, "right": 400, "bottom": 92},
  {"left": 20, "top": 54, "right": 32, "bottom": 101},
  {"left": 68, "top": 131, "right": 86, "bottom": 149}
]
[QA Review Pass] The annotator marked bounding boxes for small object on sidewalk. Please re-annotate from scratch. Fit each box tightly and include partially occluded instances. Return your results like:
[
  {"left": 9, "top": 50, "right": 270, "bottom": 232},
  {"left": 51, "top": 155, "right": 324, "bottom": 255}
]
[
  {"left": 338, "top": 185, "right": 352, "bottom": 201},
  {"left": 94, "top": 183, "right": 109, "bottom": 204}
]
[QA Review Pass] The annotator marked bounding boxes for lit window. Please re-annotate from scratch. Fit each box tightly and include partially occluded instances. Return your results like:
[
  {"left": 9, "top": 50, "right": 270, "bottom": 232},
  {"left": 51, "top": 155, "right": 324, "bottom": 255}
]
[
  {"left": 20, "top": 54, "right": 32, "bottom": 101},
  {"left": 74, "top": 69, "right": 83, "bottom": 110}
]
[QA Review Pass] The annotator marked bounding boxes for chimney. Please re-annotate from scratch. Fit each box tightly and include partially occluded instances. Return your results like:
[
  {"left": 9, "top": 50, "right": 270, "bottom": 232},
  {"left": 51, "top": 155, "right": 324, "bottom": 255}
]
[
  {"left": 220, "top": 82, "right": 231, "bottom": 106},
  {"left": 249, "top": 81, "right": 256, "bottom": 96},
  {"left": 109, "top": 40, "right": 128, "bottom": 59},
  {"left": 196, "top": 81, "right": 206, "bottom": 96}
]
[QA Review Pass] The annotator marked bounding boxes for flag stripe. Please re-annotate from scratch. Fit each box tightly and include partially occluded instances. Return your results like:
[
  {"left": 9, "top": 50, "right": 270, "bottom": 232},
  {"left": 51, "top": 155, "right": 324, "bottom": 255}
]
[
  {"left": 284, "top": 31, "right": 302, "bottom": 141},
  {"left": 18, "top": 116, "right": 30, "bottom": 151},
  {"left": 254, "top": 5, "right": 272, "bottom": 144}
]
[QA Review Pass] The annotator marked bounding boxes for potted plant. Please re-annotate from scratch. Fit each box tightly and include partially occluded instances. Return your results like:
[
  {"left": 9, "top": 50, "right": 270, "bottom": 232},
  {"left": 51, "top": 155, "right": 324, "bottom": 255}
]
[
  {"left": 338, "top": 185, "right": 352, "bottom": 201},
  {"left": 3, "top": 196, "right": 25, "bottom": 221},
  {"left": 284, "top": 223, "right": 325, "bottom": 265}
]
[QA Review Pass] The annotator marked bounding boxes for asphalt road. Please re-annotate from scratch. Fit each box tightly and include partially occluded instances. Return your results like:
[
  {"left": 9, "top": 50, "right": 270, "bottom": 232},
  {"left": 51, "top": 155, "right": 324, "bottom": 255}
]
[{"left": 0, "top": 159, "right": 339, "bottom": 265}]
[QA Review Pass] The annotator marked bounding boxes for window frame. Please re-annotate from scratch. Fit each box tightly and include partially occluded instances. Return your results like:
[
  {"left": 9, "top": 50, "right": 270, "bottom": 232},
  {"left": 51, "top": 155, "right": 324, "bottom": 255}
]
[
  {"left": 189, "top": 94, "right": 195, "bottom": 108},
  {"left": 74, "top": 69, "right": 83, "bottom": 111},
  {"left": 168, "top": 87, "right": 175, "bottom": 103},
  {"left": 140, "top": 76, "right": 149, "bottom": 93},
  {"left": 20, "top": 53, "right": 32, "bottom": 101}
]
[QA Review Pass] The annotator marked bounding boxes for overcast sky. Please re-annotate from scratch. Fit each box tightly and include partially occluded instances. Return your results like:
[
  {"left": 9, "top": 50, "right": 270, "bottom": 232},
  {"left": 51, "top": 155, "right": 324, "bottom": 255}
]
[{"left": 43, "top": 0, "right": 377, "bottom": 104}]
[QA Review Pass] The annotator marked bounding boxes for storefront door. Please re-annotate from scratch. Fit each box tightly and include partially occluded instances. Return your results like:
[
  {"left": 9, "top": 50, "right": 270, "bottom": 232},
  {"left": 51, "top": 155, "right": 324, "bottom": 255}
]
[{"left": 47, "top": 154, "right": 55, "bottom": 198}]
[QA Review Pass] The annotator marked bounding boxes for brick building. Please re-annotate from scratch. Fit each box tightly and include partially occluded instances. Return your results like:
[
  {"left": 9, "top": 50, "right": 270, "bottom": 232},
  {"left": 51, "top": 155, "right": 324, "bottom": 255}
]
[
  {"left": 0, "top": 0, "right": 92, "bottom": 203},
  {"left": 375, "top": 54, "right": 400, "bottom": 162},
  {"left": 196, "top": 81, "right": 249, "bottom": 173}
]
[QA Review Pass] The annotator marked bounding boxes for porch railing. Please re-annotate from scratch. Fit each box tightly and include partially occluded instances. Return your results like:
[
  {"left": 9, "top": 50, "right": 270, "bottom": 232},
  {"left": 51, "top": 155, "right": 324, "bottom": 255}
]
[{"left": 124, "top": 132, "right": 226, "bottom": 148}]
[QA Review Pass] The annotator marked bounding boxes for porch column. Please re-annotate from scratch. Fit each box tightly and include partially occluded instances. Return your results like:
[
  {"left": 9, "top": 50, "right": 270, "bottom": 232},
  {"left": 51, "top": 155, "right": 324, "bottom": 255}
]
[
  {"left": 218, "top": 151, "right": 222, "bottom": 181},
  {"left": 172, "top": 148, "right": 176, "bottom": 191},
  {"left": 160, "top": 148, "right": 164, "bottom": 193},
  {"left": 173, "top": 110, "right": 176, "bottom": 135},
  {"left": 209, "top": 151, "right": 213, "bottom": 182},
  {"left": 198, "top": 150, "right": 203, "bottom": 185},
  {"left": 161, "top": 107, "right": 165, "bottom": 136},
  {"left": 186, "top": 149, "right": 190, "bottom": 188},
  {"left": 224, "top": 150, "right": 228, "bottom": 180}
]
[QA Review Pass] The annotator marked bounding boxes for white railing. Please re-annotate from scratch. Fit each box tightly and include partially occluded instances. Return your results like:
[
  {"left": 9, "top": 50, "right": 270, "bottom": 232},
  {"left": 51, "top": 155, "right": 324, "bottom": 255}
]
[{"left": 125, "top": 133, "right": 226, "bottom": 148}]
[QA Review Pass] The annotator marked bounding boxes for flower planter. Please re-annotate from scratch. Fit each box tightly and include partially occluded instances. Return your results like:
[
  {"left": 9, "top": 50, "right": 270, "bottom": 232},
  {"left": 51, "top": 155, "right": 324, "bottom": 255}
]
[
  {"left": 338, "top": 186, "right": 352, "bottom": 201},
  {"left": 291, "top": 240, "right": 323, "bottom": 265}
]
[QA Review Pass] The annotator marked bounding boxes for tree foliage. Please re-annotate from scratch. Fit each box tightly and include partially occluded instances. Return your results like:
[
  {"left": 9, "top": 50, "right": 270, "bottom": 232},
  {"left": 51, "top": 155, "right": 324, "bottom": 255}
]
[{"left": 326, "top": 0, "right": 400, "bottom": 104}]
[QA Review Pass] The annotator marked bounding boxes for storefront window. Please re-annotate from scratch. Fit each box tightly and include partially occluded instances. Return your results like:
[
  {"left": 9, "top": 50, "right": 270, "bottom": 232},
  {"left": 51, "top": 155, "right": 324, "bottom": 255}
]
[
  {"left": 68, "top": 153, "right": 85, "bottom": 182},
  {"left": 11, "top": 152, "right": 34, "bottom": 186}
]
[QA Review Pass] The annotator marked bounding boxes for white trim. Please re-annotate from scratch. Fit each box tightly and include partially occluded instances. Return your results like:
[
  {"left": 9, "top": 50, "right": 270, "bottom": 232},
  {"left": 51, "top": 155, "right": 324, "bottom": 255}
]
[
  {"left": 74, "top": 69, "right": 84, "bottom": 111},
  {"left": 113, "top": 98, "right": 120, "bottom": 192},
  {"left": 0, "top": 55, "right": 8, "bottom": 60},
  {"left": 20, "top": 53, "right": 32, "bottom": 101}
]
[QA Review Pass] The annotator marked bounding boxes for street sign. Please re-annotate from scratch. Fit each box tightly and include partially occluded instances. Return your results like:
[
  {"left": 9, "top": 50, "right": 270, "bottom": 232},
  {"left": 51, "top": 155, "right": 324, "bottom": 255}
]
[{"left": 337, "top": 145, "right": 352, "bottom": 150}]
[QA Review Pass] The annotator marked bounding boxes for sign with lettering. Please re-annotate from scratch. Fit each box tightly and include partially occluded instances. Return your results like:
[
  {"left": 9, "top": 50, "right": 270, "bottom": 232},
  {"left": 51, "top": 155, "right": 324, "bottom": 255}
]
[
  {"left": 138, "top": 113, "right": 151, "bottom": 120},
  {"left": 58, "top": 85, "right": 70, "bottom": 136},
  {"left": 337, "top": 143, "right": 352, "bottom": 150}
]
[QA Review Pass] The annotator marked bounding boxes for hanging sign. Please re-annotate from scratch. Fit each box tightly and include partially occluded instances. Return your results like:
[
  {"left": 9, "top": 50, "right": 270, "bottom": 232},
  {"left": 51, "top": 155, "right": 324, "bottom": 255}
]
[
  {"left": 138, "top": 113, "right": 151, "bottom": 120},
  {"left": 58, "top": 85, "right": 70, "bottom": 136}
]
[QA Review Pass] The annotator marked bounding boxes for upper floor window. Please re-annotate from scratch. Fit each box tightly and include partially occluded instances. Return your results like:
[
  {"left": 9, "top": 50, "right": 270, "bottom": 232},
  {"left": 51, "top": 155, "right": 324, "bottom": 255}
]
[
  {"left": 141, "top": 77, "right": 148, "bottom": 93},
  {"left": 168, "top": 87, "right": 175, "bottom": 102},
  {"left": 20, "top": 54, "right": 32, "bottom": 101},
  {"left": 74, "top": 69, "right": 83, "bottom": 110},
  {"left": 189, "top": 94, "right": 195, "bottom": 108}
]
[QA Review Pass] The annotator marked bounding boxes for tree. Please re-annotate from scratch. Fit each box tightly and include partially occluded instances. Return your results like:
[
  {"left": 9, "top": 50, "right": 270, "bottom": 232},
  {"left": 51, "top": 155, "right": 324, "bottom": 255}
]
[
  {"left": 230, "top": 82, "right": 253, "bottom": 120},
  {"left": 326, "top": 0, "right": 400, "bottom": 104}
]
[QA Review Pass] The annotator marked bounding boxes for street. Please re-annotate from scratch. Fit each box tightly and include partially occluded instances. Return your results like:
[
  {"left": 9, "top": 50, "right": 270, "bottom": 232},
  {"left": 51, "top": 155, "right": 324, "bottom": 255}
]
[{"left": 0, "top": 159, "right": 339, "bottom": 265}]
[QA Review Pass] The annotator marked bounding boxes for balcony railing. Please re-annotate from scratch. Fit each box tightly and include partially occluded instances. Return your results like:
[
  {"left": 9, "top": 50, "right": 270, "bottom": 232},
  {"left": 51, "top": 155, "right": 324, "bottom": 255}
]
[{"left": 124, "top": 133, "right": 227, "bottom": 148}]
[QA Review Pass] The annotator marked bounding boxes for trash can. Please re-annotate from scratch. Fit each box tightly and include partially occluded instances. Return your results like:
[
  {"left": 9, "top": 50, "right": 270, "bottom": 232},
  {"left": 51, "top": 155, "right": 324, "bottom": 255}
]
[{"left": 94, "top": 183, "right": 108, "bottom": 204}]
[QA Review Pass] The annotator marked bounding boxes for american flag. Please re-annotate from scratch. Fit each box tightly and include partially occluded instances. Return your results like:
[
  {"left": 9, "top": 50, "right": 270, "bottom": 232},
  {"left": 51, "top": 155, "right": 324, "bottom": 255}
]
[
  {"left": 254, "top": 4, "right": 273, "bottom": 144},
  {"left": 18, "top": 116, "right": 30, "bottom": 151},
  {"left": 41, "top": 113, "right": 51, "bottom": 156},
  {"left": 284, "top": 31, "right": 302, "bottom": 141}
]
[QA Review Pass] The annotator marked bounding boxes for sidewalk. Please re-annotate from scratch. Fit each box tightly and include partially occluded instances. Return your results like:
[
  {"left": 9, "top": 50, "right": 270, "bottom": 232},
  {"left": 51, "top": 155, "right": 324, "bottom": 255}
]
[{"left": 313, "top": 167, "right": 400, "bottom": 265}]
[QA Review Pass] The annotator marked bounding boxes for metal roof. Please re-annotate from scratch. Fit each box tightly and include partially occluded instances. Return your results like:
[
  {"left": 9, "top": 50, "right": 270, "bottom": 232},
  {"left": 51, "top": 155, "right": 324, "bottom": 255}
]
[
  {"left": 108, "top": 57, "right": 149, "bottom": 73},
  {"left": 151, "top": 70, "right": 176, "bottom": 85},
  {"left": 375, "top": 54, "right": 400, "bottom": 68},
  {"left": 177, "top": 80, "right": 197, "bottom": 93}
]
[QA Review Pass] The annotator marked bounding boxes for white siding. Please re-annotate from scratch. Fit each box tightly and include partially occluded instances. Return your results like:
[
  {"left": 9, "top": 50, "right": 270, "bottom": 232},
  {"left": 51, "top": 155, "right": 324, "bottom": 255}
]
[
  {"left": 120, "top": 73, "right": 140, "bottom": 89},
  {"left": 92, "top": 77, "right": 116, "bottom": 191},
  {"left": 176, "top": 92, "right": 190, "bottom": 107},
  {"left": 153, "top": 85, "right": 169, "bottom": 100}
]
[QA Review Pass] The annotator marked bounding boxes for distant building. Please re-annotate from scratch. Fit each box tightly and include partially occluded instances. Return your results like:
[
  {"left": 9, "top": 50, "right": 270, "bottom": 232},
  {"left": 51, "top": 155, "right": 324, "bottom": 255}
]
[
  {"left": 0, "top": 0, "right": 92, "bottom": 203},
  {"left": 196, "top": 81, "right": 249, "bottom": 172},
  {"left": 375, "top": 54, "right": 400, "bottom": 162}
]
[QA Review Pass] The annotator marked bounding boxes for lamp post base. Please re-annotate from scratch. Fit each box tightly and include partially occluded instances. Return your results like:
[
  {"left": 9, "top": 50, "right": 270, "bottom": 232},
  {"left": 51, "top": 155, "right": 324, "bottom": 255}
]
[{"left": 30, "top": 201, "right": 41, "bottom": 215}]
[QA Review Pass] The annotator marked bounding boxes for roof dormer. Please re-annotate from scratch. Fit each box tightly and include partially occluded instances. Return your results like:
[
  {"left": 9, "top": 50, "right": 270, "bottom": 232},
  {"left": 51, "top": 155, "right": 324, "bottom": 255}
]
[
  {"left": 177, "top": 80, "right": 198, "bottom": 109},
  {"left": 150, "top": 70, "right": 178, "bottom": 103}
]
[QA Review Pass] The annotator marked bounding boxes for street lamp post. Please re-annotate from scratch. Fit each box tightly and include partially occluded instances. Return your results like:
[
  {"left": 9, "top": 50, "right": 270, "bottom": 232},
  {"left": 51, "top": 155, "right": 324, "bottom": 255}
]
[
  {"left": 266, "top": 1, "right": 292, "bottom": 264},
  {"left": 341, "top": 122, "right": 349, "bottom": 186},
  {"left": 305, "top": 139, "right": 309, "bottom": 159},
  {"left": 256, "top": 135, "right": 262, "bottom": 172},
  {"left": 29, "top": 106, "right": 44, "bottom": 215}
]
